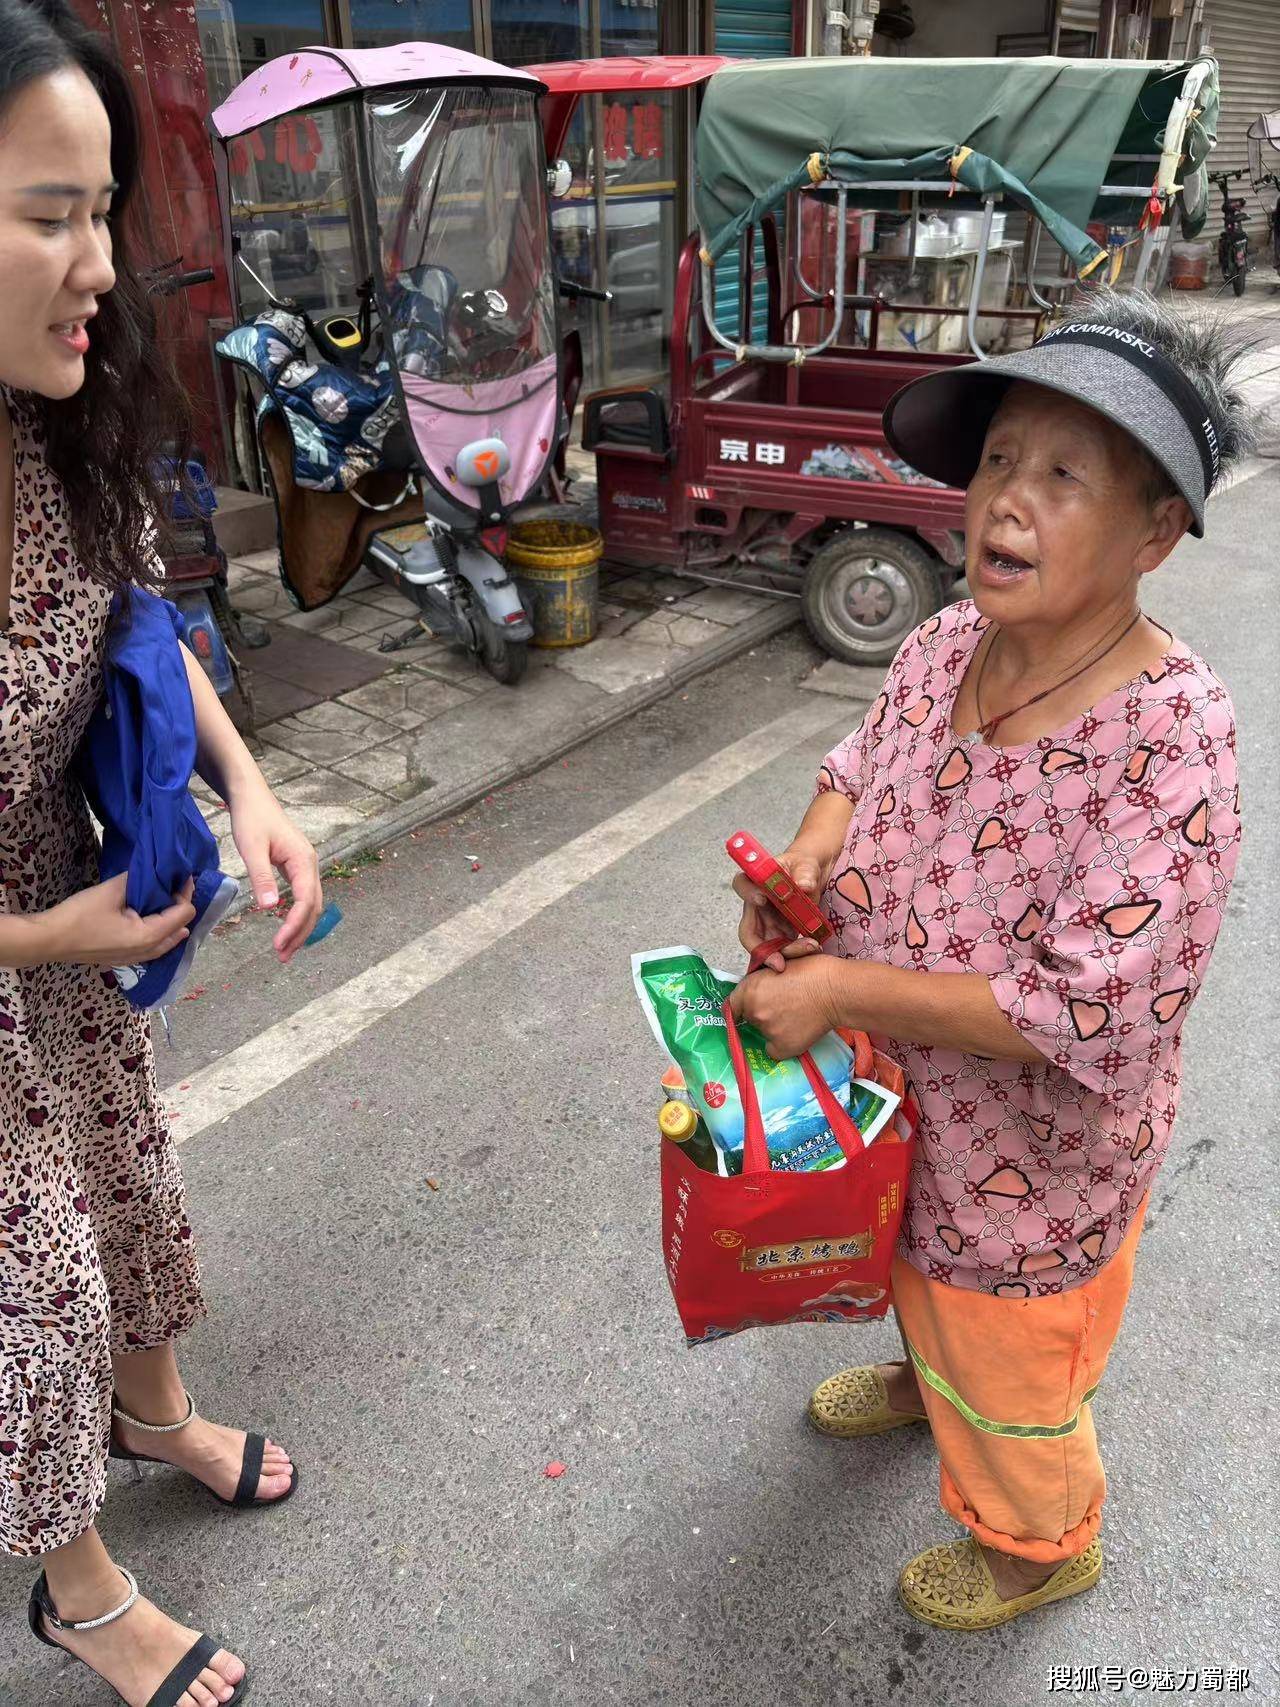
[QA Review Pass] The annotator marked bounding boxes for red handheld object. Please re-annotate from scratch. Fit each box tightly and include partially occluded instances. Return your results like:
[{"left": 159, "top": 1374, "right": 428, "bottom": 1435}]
[{"left": 726, "top": 831, "right": 833, "bottom": 945}]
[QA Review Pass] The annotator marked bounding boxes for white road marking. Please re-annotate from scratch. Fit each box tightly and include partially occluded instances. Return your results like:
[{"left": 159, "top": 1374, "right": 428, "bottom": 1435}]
[{"left": 166, "top": 700, "right": 846, "bottom": 1142}]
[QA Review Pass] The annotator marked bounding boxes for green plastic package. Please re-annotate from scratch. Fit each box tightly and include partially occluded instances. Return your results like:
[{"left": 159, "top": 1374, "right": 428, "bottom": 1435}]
[{"left": 632, "top": 946, "right": 899, "bottom": 1176}]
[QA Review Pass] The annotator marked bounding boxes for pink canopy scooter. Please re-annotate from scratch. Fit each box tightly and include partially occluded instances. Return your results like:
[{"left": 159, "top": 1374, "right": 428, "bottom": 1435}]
[{"left": 209, "top": 42, "right": 598, "bottom": 684}]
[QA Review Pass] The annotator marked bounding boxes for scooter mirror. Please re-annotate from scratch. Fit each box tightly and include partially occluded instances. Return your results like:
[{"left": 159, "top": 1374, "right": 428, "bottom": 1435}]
[
  {"left": 547, "top": 158, "right": 573, "bottom": 199},
  {"left": 455, "top": 437, "right": 512, "bottom": 489}
]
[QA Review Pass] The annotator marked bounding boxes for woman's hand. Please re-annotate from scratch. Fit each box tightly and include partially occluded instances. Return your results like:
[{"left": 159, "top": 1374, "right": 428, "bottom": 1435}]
[
  {"left": 728, "top": 954, "right": 846, "bottom": 1060},
  {"left": 30, "top": 875, "right": 196, "bottom": 969},
  {"left": 734, "top": 842, "right": 835, "bottom": 972},
  {"left": 228, "top": 781, "right": 323, "bottom": 964}
]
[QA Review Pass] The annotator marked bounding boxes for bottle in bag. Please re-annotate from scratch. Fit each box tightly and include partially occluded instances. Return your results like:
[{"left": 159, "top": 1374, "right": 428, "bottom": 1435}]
[{"left": 658, "top": 1098, "right": 721, "bottom": 1174}]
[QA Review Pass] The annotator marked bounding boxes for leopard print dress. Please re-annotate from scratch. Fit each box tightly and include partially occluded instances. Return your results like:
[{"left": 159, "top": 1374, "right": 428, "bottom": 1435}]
[{"left": 1, "top": 389, "right": 206, "bottom": 1556}]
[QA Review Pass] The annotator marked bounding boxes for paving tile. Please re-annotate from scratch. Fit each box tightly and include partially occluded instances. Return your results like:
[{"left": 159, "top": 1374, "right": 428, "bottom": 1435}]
[
  {"left": 400, "top": 645, "right": 491, "bottom": 689},
  {"left": 285, "top": 699, "right": 391, "bottom": 734},
  {"left": 329, "top": 601, "right": 398, "bottom": 638},
  {"left": 337, "top": 670, "right": 467, "bottom": 730},
  {"left": 229, "top": 579, "right": 292, "bottom": 615},
  {"left": 266, "top": 799, "right": 373, "bottom": 846},
  {"left": 595, "top": 604, "right": 648, "bottom": 640},
  {"left": 675, "top": 587, "right": 768, "bottom": 625},
  {"left": 799, "top": 659, "right": 887, "bottom": 702},
  {"left": 333, "top": 628, "right": 392, "bottom": 654},
  {"left": 361, "top": 587, "right": 421, "bottom": 616},
  {"left": 598, "top": 572, "right": 651, "bottom": 603},
  {"left": 274, "top": 768, "right": 390, "bottom": 812},
  {"left": 624, "top": 611, "right": 679, "bottom": 645},
  {"left": 404, "top": 675, "right": 473, "bottom": 720},
  {"left": 667, "top": 615, "right": 729, "bottom": 649},
  {"left": 258, "top": 701, "right": 396, "bottom": 765},
  {"left": 344, "top": 584, "right": 399, "bottom": 608},
  {"left": 331, "top": 733, "right": 436, "bottom": 801},
  {"left": 228, "top": 548, "right": 281, "bottom": 576},
  {"left": 225, "top": 560, "right": 265, "bottom": 594},
  {"left": 251, "top": 744, "right": 313, "bottom": 788},
  {"left": 279, "top": 604, "right": 343, "bottom": 634},
  {"left": 549, "top": 636, "right": 681, "bottom": 694},
  {"left": 649, "top": 574, "right": 696, "bottom": 600}
]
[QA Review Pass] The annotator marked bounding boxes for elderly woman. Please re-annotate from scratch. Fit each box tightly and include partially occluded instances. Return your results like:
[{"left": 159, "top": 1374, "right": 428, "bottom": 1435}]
[{"left": 732, "top": 291, "right": 1250, "bottom": 1631}]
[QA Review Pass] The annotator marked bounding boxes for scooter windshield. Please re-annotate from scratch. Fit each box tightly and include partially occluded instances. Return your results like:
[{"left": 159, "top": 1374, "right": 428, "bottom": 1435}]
[{"left": 367, "top": 86, "right": 556, "bottom": 390}]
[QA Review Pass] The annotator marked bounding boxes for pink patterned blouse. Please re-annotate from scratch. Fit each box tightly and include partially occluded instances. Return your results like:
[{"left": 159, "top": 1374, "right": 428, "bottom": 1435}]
[{"left": 818, "top": 601, "right": 1240, "bottom": 1295}]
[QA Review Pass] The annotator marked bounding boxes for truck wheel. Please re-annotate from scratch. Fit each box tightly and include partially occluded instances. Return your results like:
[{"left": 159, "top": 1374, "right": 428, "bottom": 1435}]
[{"left": 802, "top": 528, "right": 943, "bottom": 666}]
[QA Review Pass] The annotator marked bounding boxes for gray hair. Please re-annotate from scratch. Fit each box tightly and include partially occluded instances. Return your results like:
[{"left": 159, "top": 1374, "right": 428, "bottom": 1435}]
[{"left": 1060, "top": 287, "right": 1259, "bottom": 497}]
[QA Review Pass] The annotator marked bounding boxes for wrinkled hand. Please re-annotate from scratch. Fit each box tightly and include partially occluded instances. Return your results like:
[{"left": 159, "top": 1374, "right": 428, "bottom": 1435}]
[
  {"left": 229, "top": 783, "right": 323, "bottom": 963},
  {"left": 37, "top": 874, "right": 195, "bottom": 969},
  {"left": 728, "top": 954, "right": 844, "bottom": 1061},
  {"left": 734, "top": 843, "right": 833, "bottom": 972}
]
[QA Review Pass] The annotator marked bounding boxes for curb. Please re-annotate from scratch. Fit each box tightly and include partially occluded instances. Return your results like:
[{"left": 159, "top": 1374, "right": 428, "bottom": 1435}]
[{"left": 224, "top": 597, "right": 801, "bottom": 920}]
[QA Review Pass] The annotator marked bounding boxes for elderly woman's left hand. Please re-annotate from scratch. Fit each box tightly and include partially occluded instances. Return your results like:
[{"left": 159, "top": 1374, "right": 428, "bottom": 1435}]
[
  {"left": 729, "top": 954, "right": 846, "bottom": 1060},
  {"left": 229, "top": 782, "right": 323, "bottom": 963}
]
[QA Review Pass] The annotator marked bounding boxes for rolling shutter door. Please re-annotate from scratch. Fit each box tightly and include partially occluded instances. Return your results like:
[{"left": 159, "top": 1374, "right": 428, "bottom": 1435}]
[
  {"left": 713, "top": 0, "right": 794, "bottom": 338},
  {"left": 1198, "top": 0, "right": 1280, "bottom": 242}
]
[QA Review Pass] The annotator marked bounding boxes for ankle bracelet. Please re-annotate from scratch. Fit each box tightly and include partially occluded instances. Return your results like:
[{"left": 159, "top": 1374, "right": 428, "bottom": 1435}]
[
  {"left": 112, "top": 1391, "right": 196, "bottom": 1433},
  {"left": 44, "top": 1567, "right": 139, "bottom": 1633}
]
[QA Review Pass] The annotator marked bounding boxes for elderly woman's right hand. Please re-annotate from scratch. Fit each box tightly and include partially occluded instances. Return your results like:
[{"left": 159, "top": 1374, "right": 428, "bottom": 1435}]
[
  {"left": 734, "top": 845, "right": 832, "bottom": 973},
  {"left": 23, "top": 874, "right": 196, "bottom": 970}
]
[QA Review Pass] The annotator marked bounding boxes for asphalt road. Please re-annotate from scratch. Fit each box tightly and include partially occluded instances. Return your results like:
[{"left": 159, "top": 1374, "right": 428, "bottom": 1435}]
[{"left": 2, "top": 467, "right": 1277, "bottom": 1707}]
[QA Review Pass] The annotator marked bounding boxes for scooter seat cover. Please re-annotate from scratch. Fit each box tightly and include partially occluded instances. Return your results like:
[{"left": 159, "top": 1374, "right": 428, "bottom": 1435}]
[
  {"left": 218, "top": 306, "right": 306, "bottom": 383},
  {"left": 216, "top": 309, "right": 401, "bottom": 493}
]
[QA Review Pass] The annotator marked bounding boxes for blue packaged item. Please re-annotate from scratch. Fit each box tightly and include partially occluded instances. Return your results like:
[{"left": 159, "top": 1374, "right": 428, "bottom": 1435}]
[
  {"left": 73, "top": 587, "right": 239, "bottom": 1010},
  {"left": 632, "top": 946, "right": 900, "bottom": 1176},
  {"left": 304, "top": 902, "right": 343, "bottom": 947}
]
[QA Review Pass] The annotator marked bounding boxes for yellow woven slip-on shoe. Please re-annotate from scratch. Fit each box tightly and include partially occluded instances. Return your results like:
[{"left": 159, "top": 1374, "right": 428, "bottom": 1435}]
[
  {"left": 807, "top": 1365, "right": 929, "bottom": 1439},
  {"left": 898, "top": 1537, "right": 1103, "bottom": 1631}
]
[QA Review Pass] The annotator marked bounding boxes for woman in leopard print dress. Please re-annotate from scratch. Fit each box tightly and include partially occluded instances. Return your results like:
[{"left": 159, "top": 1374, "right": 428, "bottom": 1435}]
[{"left": 1, "top": 6, "right": 322, "bottom": 1704}]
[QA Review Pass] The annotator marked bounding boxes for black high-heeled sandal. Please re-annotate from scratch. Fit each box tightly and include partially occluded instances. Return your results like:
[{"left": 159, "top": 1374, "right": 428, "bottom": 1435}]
[
  {"left": 28, "top": 1566, "right": 249, "bottom": 1705},
  {"left": 109, "top": 1390, "right": 299, "bottom": 1510}
]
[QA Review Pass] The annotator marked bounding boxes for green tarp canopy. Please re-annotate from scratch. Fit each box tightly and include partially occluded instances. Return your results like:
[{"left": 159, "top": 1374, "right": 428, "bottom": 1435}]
[{"left": 695, "top": 55, "right": 1219, "bottom": 275}]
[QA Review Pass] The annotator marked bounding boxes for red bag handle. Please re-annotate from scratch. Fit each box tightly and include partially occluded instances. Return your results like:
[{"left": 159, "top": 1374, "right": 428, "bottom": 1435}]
[
  {"left": 747, "top": 940, "right": 875, "bottom": 1078},
  {"left": 723, "top": 941, "right": 868, "bottom": 1177}
]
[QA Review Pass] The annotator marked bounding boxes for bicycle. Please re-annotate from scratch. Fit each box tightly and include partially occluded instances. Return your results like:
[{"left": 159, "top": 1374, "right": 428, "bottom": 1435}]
[{"left": 1210, "top": 168, "right": 1251, "bottom": 296}]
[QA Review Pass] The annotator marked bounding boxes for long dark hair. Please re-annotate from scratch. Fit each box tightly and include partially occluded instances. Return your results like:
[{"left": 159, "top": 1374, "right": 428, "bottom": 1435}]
[{"left": 0, "top": 0, "right": 192, "bottom": 591}]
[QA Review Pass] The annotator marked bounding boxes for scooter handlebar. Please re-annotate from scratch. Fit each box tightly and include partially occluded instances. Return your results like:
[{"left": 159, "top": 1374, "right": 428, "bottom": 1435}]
[
  {"left": 148, "top": 265, "right": 216, "bottom": 297},
  {"left": 558, "top": 278, "right": 613, "bottom": 305}
]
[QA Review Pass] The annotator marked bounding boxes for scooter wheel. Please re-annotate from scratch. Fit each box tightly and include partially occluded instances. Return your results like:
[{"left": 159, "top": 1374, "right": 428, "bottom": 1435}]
[
  {"left": 1233, "top": 264, "right": 1248, "bottom": 297},
  {"left": 477, "top": 610, "right": 529, "bottom": 685}
]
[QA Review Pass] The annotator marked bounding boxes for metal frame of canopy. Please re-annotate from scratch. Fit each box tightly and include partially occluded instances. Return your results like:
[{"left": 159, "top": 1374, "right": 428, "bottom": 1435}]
[{"left": 699, "top": 56, "right": 1218, "bottom": 364}]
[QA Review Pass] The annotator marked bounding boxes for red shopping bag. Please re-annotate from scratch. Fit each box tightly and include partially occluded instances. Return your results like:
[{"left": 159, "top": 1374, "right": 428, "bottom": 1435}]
[{"left": 661, "top": 968, "right": 916, "bottom": 1347}]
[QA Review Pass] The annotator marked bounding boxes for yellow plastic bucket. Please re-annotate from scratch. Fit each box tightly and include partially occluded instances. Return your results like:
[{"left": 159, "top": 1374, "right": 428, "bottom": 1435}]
[{"left": 506, "top": 520, "right": 602, "bottom": 649}]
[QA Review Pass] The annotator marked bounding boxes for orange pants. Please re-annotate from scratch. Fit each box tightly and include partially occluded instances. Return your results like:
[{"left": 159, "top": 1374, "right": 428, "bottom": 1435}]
[{"left": 891, "top": 1200, "right": 1148, "bottom": 1565}]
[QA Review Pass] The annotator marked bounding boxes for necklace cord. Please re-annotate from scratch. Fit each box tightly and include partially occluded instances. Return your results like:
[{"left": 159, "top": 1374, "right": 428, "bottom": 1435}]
[{"left": 974, "top": 611, "right": 1145, "bottom": 742}]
